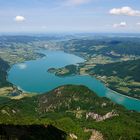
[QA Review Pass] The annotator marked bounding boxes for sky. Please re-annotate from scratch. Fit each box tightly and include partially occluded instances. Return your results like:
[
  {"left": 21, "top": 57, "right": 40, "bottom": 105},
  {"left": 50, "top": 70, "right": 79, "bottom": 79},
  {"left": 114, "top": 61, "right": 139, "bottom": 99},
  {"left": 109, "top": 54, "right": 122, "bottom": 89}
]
[{"left": 0, "top": 0, "right": 140, "bottom": 33}]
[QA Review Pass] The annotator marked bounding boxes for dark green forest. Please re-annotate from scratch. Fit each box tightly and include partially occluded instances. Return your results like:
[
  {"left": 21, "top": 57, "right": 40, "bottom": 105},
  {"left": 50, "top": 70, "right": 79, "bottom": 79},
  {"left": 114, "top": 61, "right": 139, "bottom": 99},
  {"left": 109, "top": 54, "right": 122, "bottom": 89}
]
[
  {"left": 0, "top": 58, "right": 11, "bottom": 88},
  {"left": 0, "top": 85, "right": 140, "bottom": 140}
]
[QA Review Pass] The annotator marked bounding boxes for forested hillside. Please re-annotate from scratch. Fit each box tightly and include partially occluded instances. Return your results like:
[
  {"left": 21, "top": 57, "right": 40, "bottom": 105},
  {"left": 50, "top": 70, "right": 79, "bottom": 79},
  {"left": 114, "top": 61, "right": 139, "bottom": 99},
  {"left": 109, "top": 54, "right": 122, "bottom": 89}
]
[
  {"left": 59, "top": 37, "right": 140, "bottom": 56},
  {"left": 0, "top": 85, "right": 140, "bottom": 140},
  {"left": 91, "top": 59, "right": 140, "bottom": 82},
  {"left": 0, "top": 58, "right": 11, "bottom": 87},
  {"left": 88, "top": 59, "right": 140, "bottom": 98}
]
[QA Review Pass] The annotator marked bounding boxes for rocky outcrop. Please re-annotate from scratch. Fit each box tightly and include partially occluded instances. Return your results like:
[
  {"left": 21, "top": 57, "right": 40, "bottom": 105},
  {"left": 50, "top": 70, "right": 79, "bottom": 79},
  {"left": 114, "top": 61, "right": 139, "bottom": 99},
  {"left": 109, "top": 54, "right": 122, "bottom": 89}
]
[
  {"left": 84, "top": 129, "right": 104, "bottom": 140},
  {"left": 86, "top": 110, "right": 119, "bottom": 122},
  {"left": 69, "top": 133, "right": 78, "bottom": 139}
]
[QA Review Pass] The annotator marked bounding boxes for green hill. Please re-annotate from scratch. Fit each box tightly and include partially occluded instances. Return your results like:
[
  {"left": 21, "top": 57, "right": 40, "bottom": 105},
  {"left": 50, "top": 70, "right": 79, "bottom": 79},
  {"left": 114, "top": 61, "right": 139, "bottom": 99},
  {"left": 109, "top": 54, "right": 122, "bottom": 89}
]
[
  {"left": 91, "top": 59, "right": 140, "bottom": 82},
  {"left": 88, "top": 59, "right": 140, "bottom": 99},
  {"left": 0, "top": 85, "right": 140, "bottom": 140},
  {"left": 59, "top": 37, "right": 140, "bottom": 56}
]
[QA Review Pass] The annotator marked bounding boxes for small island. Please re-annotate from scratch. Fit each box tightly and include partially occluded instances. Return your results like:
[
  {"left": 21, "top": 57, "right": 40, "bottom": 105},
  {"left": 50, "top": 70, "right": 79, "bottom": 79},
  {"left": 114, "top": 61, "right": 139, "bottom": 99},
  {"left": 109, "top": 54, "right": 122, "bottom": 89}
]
[{"left": 48, "top": 64, "right": 79, "bottom": 77}]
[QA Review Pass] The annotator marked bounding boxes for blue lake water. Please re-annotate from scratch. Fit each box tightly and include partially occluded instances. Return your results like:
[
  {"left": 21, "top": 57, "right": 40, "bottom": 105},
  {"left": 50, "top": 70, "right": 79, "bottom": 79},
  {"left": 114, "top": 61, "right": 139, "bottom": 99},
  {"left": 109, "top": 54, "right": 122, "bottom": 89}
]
[{"left": 8, "top": 50, "right": 140, "bottom": 111}]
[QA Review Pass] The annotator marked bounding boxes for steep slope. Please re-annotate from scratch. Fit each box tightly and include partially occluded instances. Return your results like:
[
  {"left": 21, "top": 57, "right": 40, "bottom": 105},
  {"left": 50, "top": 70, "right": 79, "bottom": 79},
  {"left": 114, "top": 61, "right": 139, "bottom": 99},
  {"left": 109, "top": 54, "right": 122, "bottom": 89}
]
[
  {"left": 0, "top": 58, "right": 11, "bottom": 88},
  {"left": 0, "top": 85, "right": 140, "bottom": 140}
]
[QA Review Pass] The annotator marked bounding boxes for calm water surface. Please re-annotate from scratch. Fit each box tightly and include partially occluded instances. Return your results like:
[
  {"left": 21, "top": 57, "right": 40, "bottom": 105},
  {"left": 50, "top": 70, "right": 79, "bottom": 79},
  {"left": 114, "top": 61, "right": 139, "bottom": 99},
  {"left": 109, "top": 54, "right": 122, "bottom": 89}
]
[{"left": 8, "top": 50, "right": 140, "bottom": 111}]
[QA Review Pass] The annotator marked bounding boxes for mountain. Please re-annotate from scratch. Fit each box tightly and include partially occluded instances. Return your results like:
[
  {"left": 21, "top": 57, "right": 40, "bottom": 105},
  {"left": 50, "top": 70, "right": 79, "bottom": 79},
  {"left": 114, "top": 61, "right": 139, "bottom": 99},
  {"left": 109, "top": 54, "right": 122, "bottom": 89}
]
[{"left": 0, "top": 85, "right": 140, "bottom": 140}]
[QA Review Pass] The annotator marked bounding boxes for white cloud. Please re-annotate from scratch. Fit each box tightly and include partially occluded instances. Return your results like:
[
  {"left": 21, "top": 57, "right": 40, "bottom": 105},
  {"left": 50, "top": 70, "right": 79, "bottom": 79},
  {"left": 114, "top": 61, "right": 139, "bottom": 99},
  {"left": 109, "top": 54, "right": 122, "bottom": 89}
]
[
  {"left": 113, "top": 22, "right": 127, "bottom": 28},
  {"left": 65, "top": 0, "right": 91, "bottom": 6},
  {"left": 18, "top": 64, "right": 27, "bottom": 69},
  {"left": 110, "top": 6, "right": 140, "bottom": 16},
  {"left": 14, "top": 16, "right": 26, "bottom": 22}
]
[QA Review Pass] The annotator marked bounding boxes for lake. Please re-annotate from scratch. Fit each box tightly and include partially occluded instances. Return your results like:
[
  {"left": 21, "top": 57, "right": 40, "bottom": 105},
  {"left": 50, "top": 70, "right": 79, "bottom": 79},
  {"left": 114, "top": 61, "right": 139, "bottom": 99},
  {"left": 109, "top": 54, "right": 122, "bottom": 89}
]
[{"left": 8, "top": 50, "right": 140, "bottom": 111}]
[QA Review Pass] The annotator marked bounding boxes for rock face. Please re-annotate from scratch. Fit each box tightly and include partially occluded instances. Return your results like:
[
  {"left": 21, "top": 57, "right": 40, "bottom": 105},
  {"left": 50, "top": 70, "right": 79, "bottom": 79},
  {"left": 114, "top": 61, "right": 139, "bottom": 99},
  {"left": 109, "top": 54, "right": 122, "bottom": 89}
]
[
  {"left": 89, "top": 130, "right": 104, "bottom": 140},
  {"left": 69, "top": 133, "right": 78, "bottom": 139},
  {"left": 85, "top": 129, "right": 104, "bottom": 140},
  {"left": 86, "top": 110, "right": 119, "bottom": 122}
]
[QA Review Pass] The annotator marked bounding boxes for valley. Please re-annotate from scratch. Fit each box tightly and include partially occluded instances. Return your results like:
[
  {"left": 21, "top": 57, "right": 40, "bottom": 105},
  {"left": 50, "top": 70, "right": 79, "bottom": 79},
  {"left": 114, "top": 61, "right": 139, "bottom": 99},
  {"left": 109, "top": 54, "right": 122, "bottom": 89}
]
[
  {"left": 0, "top": 0, "right": 140, "bottom": 139},
  {"left": 0, "top": 35, "right": 140, "bottom": 140},
  {"left": 44, "top": 36, "right": 140, "bottom": 99}
]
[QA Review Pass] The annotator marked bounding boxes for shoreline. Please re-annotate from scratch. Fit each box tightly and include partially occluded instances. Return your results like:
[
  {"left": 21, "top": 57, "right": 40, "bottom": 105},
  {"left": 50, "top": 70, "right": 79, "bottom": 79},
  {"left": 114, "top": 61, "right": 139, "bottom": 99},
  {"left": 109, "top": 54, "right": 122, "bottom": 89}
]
[
  {"left": 93, "top": 75, "right": 140, "bottom": 101},
  {"left": 6, "top": 49, "right": 140, "bottom": 111}
]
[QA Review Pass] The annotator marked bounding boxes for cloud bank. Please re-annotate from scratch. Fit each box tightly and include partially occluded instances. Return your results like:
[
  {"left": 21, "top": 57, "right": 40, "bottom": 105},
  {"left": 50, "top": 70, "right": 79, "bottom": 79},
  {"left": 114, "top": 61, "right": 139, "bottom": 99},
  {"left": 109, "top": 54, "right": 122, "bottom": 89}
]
[{"left": 110, "top": 6, "right": 140, "bottom": 16}]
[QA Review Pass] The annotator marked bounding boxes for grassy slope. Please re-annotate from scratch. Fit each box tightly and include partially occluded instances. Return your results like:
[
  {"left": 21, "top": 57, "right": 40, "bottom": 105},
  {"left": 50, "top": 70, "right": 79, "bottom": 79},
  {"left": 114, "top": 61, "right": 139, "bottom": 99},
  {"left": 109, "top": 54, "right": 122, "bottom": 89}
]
[{"left": 0, "top": 85, "right": 140, "bottom": 140}]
